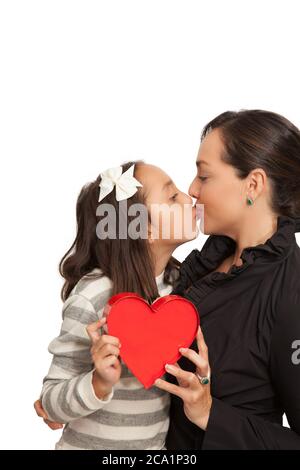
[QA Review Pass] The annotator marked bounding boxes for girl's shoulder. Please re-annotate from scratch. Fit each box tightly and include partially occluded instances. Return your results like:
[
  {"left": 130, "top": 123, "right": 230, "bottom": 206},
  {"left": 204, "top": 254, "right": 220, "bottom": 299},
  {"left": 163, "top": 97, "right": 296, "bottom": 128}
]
[{"left": 68, "top": 268, "right": 113, "bottom": 317}]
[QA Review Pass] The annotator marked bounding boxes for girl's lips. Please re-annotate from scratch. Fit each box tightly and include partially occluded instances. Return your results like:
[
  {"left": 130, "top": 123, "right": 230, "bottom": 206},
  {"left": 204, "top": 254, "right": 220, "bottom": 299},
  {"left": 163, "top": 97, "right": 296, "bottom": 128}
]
[{"left": 195, "top": 204, "right": 204, "bottom": 220}]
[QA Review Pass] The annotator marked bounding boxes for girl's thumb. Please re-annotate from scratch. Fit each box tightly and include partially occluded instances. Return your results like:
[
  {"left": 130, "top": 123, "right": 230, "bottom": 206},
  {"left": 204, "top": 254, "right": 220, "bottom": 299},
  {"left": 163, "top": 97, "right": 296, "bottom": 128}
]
[{"left": 86, "top": 317, "right": 106, "bottom": 344}]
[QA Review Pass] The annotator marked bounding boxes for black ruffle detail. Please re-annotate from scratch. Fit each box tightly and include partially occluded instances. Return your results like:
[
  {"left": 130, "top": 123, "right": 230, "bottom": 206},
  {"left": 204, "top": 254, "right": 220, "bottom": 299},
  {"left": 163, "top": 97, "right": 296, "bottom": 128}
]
[{"left": 172, "top": 215, "right": 299, "bottom": 302}]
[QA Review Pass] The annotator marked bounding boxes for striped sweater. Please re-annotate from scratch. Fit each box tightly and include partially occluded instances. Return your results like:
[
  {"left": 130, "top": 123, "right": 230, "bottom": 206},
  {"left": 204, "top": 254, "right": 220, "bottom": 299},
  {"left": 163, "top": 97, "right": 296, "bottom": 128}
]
[{"left": 40, "top": 268, "right": 174, "bottom": 450}]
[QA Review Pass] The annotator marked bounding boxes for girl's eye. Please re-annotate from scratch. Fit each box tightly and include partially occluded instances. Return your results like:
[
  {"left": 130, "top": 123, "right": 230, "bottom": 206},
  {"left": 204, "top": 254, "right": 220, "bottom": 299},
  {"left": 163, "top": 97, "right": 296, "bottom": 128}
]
[
  {"left": 198, "top": 176, "right": 208, "bottom": 182},
  {"left": 170, "top": 193, "right": 178, "bottom": 201}
]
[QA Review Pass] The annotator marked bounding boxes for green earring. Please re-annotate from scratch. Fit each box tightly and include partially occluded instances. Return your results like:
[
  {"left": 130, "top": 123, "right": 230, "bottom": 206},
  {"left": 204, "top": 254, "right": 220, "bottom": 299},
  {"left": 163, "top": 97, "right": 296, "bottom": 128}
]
[{"left": 247, "top": 196, "right": 254, "bottom": 206}]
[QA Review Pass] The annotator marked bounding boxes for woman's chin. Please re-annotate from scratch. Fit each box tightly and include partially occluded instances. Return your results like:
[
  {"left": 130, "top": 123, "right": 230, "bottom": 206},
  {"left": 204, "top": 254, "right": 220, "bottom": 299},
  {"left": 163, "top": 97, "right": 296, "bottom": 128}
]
[
  {"left": 200, "top": 216, "right": 214, "bottom": 235},
  {"left": 200, "top": 219, "right": 206, "bottom": 234}
]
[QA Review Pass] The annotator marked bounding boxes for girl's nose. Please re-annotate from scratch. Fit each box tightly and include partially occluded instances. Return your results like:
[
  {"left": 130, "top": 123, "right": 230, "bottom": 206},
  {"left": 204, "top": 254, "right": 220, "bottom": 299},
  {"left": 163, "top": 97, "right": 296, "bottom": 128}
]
[{"left": 183, "top": 193, "right": 193, "bottom": 205}]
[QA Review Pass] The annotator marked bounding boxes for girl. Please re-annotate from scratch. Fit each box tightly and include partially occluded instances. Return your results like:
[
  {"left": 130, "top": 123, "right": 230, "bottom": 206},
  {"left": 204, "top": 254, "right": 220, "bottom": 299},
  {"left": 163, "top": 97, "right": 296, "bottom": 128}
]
[{"left": 36, "top": 160, "right": 198, "bottom": 450}]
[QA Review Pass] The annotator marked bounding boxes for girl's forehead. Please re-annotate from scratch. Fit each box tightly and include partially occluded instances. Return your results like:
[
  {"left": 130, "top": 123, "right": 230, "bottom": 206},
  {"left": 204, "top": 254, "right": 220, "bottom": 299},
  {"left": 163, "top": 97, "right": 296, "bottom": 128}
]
[
  {"left": 137, "top": 163, "right": 171, "bottom": 186},
  {"left": 136, "top": 164, "right": 174, "bottom": 201}
]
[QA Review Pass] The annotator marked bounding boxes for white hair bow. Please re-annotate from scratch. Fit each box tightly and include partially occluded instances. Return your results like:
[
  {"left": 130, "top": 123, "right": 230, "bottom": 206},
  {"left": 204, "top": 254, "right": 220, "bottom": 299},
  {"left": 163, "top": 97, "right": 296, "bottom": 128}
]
[{"left": 98, "top": 164, "right": 143, "bottom": 202}]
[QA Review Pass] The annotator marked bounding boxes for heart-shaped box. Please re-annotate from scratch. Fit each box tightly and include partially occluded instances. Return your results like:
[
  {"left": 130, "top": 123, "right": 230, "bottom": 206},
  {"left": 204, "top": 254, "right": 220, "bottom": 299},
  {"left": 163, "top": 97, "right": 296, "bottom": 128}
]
[{"left": 104, "top": 293, "right": 199, "bottom": 388}]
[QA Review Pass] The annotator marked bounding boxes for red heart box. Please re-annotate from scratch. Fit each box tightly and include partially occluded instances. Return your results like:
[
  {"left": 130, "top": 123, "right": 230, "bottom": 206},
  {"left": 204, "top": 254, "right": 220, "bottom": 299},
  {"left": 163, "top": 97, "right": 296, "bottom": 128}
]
[{"left": 104, "top": 293, "right": 199, "bottom": 388}]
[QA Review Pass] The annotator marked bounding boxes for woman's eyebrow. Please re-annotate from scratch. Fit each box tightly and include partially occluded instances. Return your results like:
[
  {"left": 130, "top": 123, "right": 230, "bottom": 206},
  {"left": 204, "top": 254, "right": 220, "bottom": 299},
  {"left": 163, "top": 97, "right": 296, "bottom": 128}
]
[{"left": 196, "top": 160, "right": 209, "bottom": 167}]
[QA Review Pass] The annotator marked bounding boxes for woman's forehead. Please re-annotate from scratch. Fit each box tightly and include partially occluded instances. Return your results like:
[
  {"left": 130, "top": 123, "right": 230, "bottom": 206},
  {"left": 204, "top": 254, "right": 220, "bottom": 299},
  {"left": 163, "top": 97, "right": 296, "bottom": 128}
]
[{"left": 197, "top": 128, "right": 224, "bottom": 165}]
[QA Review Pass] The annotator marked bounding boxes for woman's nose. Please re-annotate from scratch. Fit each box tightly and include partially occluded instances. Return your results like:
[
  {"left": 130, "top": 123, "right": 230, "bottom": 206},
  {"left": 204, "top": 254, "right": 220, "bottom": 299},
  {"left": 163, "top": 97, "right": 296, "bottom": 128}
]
[{"left": 188, "top": 179, "right": 199, "bottom": 199}]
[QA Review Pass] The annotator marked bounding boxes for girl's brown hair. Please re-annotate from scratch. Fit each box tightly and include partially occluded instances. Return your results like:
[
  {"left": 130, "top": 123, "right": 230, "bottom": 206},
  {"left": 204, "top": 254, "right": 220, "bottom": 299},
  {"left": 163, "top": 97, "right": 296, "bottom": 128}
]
[
  {"left": 59, "top": 161, "right": 180, "bottom": 302},
  {"left": 202, "top": 110, "right": 300, "bottom": 218}
]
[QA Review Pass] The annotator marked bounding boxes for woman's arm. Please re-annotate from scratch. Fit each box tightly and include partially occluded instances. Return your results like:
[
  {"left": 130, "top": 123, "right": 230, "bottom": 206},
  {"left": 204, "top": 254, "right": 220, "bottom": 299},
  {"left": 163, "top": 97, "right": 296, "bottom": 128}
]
[
  {"left": 200, "top": 296, "right": 300, "bottom": 450},
  {"left": 39, "top": 294, "right": 114, "bottom": 424},
  {"left": 156, "top": 300, "right": 300, "bottom": 450}
]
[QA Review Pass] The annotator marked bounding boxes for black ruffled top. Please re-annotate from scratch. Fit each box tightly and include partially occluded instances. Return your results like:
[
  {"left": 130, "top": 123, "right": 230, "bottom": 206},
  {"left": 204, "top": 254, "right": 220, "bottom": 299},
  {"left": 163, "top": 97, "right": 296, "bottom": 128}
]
[{"left": 166, "top": 215, "right": 300, "bottom": 450}]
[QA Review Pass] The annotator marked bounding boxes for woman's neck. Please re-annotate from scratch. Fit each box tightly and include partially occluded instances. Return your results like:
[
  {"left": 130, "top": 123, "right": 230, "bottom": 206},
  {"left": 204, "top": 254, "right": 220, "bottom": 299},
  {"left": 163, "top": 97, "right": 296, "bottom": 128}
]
[{"left": 229, "top": 212, "right": 279, "bottom": 266}]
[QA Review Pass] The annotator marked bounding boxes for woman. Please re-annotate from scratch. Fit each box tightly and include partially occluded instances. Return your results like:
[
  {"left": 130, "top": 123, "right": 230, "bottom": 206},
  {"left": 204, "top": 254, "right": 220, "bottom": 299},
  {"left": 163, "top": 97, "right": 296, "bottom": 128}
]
[
  {"left": 156, "top": 109, "right": 300, "bottom": 449},
  {"left": 35, "top": 109, "right": 300, "bottom": 449}
]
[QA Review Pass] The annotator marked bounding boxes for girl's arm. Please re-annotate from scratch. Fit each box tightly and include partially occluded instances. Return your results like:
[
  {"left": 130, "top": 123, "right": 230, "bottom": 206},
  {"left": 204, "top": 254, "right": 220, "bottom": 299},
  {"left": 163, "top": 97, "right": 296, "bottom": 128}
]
[{"left": 39, "top": 293, "right": 114, "bottom": 424}]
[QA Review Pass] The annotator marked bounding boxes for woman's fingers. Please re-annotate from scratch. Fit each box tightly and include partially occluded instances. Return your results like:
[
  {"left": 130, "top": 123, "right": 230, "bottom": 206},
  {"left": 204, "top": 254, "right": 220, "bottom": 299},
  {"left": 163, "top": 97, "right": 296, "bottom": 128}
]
[
  {"left": 165, "top": 363, "right": 198, "bottom": 388},
  {"left": 86, "top": 318, "right": 106, "bottom": 344},
  {"left": 165, "top": 361, "right": 190, "bottom": 387},
  {"left": 179, "top": 346, "right": 210, "bottom": 378},
  {"left": 154, "top": 377, "right": 186, "bottom": 400},
  {"left": 196, "top": 326, "right": 209, "bottom": 360}
]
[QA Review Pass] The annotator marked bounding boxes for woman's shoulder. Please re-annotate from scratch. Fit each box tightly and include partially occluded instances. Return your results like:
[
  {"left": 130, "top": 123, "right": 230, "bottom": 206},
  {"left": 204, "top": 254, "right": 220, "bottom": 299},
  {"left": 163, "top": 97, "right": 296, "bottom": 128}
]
[{"left": 270, "top": 246, "right": 300, "bottom": 333}]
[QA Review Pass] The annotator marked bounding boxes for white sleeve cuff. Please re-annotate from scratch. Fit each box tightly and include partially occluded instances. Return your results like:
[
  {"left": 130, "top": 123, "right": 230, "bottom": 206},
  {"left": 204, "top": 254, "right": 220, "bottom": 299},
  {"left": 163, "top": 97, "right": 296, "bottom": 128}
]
[{"left": 77, "top": 369, "right": 114, "bottom": 410}]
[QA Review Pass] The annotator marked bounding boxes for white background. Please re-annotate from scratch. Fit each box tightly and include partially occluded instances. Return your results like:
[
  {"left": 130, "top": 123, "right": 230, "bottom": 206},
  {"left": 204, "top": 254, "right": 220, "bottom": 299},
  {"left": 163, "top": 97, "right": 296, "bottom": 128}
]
[{"left": 0, "top": 0, "right": 299, "bottom": 449}]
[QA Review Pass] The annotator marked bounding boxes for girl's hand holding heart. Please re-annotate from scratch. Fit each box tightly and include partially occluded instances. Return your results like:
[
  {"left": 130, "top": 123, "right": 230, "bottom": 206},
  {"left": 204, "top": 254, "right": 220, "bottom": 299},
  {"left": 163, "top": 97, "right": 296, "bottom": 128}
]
[
  {"left": 155, "top": 325, "right": 213, "bottom": 431},
  {"left": 86, "top": 317, "right": 122, "bottom": 399}
]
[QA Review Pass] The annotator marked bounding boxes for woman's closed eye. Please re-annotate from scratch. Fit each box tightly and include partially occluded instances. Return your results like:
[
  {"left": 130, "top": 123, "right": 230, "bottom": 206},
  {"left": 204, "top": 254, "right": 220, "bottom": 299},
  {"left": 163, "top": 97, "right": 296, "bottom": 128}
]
[{"left": 198, "top": 176, "right": 208, "bottom": 182}]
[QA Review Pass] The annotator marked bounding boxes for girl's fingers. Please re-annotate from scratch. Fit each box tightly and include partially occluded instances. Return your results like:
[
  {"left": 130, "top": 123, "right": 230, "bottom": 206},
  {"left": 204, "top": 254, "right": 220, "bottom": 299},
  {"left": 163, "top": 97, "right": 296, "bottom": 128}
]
[
  {"left": 102, "top": 354, "right": 121, "bottom": 368},
  {"left": 86, "top": 318, "right": 106, "bottom": 344},
  {"left": 34, "top": 400, "right": 63, "bottom": 429},
  {"left": 93, "top": 335, "right": 121, "bottom": 353},
  {"left": 44, "top": 419, "right": 63, "bottom": 430},
  {"left": 93, "top": 343, "right": 120, "bottom": 359},
  {"left": 87, "top": 319, "right": 121, "bottom": 350},
  {"left": 34, "top": 399, "right": 48, "bottom": 419}
]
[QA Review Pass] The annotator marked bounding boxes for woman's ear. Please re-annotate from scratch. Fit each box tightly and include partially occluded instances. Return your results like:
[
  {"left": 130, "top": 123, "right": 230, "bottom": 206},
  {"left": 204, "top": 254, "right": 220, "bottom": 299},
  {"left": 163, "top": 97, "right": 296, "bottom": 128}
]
[{"left": 246, "top": 168, "right": 267, "bottom": 201}]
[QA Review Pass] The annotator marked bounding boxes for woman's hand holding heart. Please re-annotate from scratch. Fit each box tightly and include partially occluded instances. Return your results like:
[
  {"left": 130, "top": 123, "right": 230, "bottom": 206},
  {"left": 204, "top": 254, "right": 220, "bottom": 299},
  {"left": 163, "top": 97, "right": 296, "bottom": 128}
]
[{"left": 155, "top": 325, "right": 212, "bottom": 431}]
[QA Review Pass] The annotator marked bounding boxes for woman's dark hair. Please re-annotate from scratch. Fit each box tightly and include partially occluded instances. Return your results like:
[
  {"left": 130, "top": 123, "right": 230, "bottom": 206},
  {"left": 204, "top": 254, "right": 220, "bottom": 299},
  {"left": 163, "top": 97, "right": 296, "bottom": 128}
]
[
  {"left": 201, "top": 109, "right": 300, "bottom": 218},
  {"left": 59, "top": 161, "right": 180, "bottom": 302}
]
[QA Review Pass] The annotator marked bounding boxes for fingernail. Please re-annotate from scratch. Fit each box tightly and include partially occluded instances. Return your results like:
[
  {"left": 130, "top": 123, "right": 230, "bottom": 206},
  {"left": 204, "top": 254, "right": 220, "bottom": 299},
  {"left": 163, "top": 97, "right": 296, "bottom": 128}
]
[
  {"left": 165, "top": 364, "right": 174, "bottom": 370},
  {"left": 155, "top": 379, "right": 161, "bottom": 385},
  {"left": 179, "top": 347, "right": 187, "bottom": 353}
]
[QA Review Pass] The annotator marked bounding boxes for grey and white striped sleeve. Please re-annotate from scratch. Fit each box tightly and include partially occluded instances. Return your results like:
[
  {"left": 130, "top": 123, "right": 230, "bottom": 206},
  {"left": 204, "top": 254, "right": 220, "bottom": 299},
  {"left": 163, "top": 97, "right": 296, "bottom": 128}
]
[{"left": 39, "top": 293, "right": 114, "bottom": 423}]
